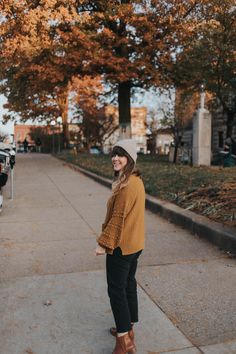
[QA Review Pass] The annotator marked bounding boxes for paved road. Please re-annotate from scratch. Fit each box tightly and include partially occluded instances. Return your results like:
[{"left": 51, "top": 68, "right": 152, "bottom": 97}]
[{"left": 0, "top": 154, "right": 236, "bottom": 354}]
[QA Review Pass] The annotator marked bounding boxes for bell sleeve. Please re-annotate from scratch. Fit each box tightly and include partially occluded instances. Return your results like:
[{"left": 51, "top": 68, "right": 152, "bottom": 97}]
[{"left": 97, "top": 185, "right": 136, "bottom": 252}]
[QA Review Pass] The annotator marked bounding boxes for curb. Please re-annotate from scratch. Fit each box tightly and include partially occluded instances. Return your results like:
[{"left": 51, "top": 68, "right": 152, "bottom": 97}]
[{"left": 64, "top": 161, "right": 236, "bottom": 255}]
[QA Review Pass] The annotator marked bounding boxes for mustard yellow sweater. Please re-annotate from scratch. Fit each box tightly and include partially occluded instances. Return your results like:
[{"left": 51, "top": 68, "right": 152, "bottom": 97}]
[{"left": 97, "top": 175, "right": 145, "bottom": 255}]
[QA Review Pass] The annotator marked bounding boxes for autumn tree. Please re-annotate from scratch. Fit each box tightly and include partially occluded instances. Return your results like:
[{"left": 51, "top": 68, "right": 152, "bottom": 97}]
[
  {"left": 0, "top": 0, "right": 92, "bottom": 146},
  {"left": 0, "top": 0, "right": 202, "bottom": 140},
  {"left": 72, "top": 76, "right": 118, "bottom": 150},
  {"left": 28, "top": 126, "right": 55, "bottom": 153},
  {"left": 74, "top": 107, "right": 118, "bottom": 151},
  {"left": 67, "top": 0, "right": 202, "bottom": 136},
  {"left": 174, "top": 0, "right": 236, "bottom": 138},
  {"left": 158, "top": 89, "right": 203, "bottom": 162}
]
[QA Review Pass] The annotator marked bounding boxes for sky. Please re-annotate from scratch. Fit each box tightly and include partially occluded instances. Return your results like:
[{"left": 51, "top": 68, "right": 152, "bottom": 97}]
[
  {"left": 0, "top": 95, "right": 14, "bottom": 136},
  {"left": 0, "top": 88, "right": 173, "bottom": 136}
]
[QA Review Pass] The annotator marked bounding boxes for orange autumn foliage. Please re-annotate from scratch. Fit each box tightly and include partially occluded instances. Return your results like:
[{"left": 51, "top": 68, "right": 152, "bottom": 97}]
[{"left": 1, "top": 0, "right": 229, "bottom": 138}]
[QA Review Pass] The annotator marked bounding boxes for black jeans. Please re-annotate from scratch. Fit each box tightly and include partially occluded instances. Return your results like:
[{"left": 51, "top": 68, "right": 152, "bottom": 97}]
[{"left": 106, "top": 247, "right": 142, "bottom": 333}]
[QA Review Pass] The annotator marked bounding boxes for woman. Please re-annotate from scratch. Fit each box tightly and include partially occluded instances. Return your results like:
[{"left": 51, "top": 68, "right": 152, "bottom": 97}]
[{"left": 95, "top": 139, "right": 145, "bottom": 354}]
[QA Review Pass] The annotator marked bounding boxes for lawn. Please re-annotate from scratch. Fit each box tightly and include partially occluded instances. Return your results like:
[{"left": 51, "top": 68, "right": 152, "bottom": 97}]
[{"left": 59, "top": 151, "right": 236, "bottom": 227}]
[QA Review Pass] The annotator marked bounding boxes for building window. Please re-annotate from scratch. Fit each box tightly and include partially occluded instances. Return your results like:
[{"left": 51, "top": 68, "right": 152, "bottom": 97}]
[{"left": 218, "top": 131, "right": 224, "bottom": 148}]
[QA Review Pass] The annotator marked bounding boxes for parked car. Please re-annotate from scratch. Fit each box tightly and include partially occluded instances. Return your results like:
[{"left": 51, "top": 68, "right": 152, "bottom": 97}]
[
  {"left": 0, "top": 143, "right": 16, "bottom": 211},
  {"left": 89, "top": 146, "right": 102, "bottom": 154},
  {"left": 17, "top": 144, "right": 25, "bottom": 153}
]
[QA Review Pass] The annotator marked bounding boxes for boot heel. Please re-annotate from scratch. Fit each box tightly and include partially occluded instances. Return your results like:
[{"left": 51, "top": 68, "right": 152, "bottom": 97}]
[
  {"left": 113, "top": 333, "right": 136, "bottom": 354},
  {"left": 128, "top": 349, "right": 136, "bottom": 354}
]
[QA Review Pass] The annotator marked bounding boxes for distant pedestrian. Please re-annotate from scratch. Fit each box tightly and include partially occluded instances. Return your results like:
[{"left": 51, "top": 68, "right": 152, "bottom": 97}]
[
  {"left": 35, "top": 137, "right": 42, "bottom": 153},
  {"left": 95, "top": 139, "right": 145, "bottom": 354},
  {"left": 23, "top": 138, "right": 29, "bottom": 153}
]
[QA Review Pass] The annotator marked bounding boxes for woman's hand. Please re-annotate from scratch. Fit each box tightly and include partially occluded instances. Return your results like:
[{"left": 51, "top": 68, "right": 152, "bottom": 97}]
[{"left": 95, "top": 244, "right": 106, "bottom": 256}]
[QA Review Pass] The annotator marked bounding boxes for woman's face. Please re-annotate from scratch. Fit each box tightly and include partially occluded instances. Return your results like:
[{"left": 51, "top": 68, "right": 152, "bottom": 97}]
[{"left": 112, "top": 154, "right": 128, "bottom": 172}]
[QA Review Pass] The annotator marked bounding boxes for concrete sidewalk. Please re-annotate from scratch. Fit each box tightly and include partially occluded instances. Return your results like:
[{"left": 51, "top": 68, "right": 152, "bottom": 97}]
[{"left": 0, "top": 154, "right": 235, "bottom": 354}]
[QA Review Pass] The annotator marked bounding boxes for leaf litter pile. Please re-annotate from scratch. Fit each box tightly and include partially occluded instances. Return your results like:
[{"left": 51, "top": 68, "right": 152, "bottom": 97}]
[{"left": 176, "top": 181, "right": 236, "bottom": 227}]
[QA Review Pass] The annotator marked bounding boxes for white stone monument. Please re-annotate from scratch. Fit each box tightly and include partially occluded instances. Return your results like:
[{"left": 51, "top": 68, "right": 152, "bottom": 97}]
[{"left": 192, "top": 87, "right": 212, "bottom": 166}]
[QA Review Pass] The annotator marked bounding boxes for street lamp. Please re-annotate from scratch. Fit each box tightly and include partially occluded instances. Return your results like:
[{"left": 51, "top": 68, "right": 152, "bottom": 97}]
[
  {"left": 57, "top": 117, "right": 62, "bottom": 154},
  {"left": 50, "top": 120, "right": 56, "bottom": 154},
  {"left": 74, "top": 135, "right": 78, "bottom": 155}
]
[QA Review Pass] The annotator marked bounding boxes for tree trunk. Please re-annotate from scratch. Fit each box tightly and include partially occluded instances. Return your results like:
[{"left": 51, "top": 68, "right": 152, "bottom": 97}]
[
  {"left": 173, "top": 143, "right": 179, "bottom": 163},
  {"left": 173, "top": 134, "right": 181, "bottom": 163},
  {"left": 118, "top": 81, "right": 132, "bottom": 138},
  {"left": 226, "top": 110, "right": 235, "bottom": 138},
  {"left": 62, "top": 108, "right": 69, "bottom": 148},
  {"left": 57, "top": 85, "right": 70, "bottom": 148}
]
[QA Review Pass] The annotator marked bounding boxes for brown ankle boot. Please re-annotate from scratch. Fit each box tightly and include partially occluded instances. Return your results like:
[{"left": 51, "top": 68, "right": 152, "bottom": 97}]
[
  {"left": 112, "top": 333, "right": 136, "bottom": 354},
  {"left": 110, "top": 327, "right": 134, "bottom": 340}
]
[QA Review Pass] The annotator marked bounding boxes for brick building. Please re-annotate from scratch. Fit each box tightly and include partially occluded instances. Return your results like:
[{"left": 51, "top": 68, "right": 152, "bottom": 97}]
[
  {"left": 14, "top": 124, "right": 60, "bottom": 152},
  {"left": 14, "top": 124, "right": 36, "bottom": 145}
]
